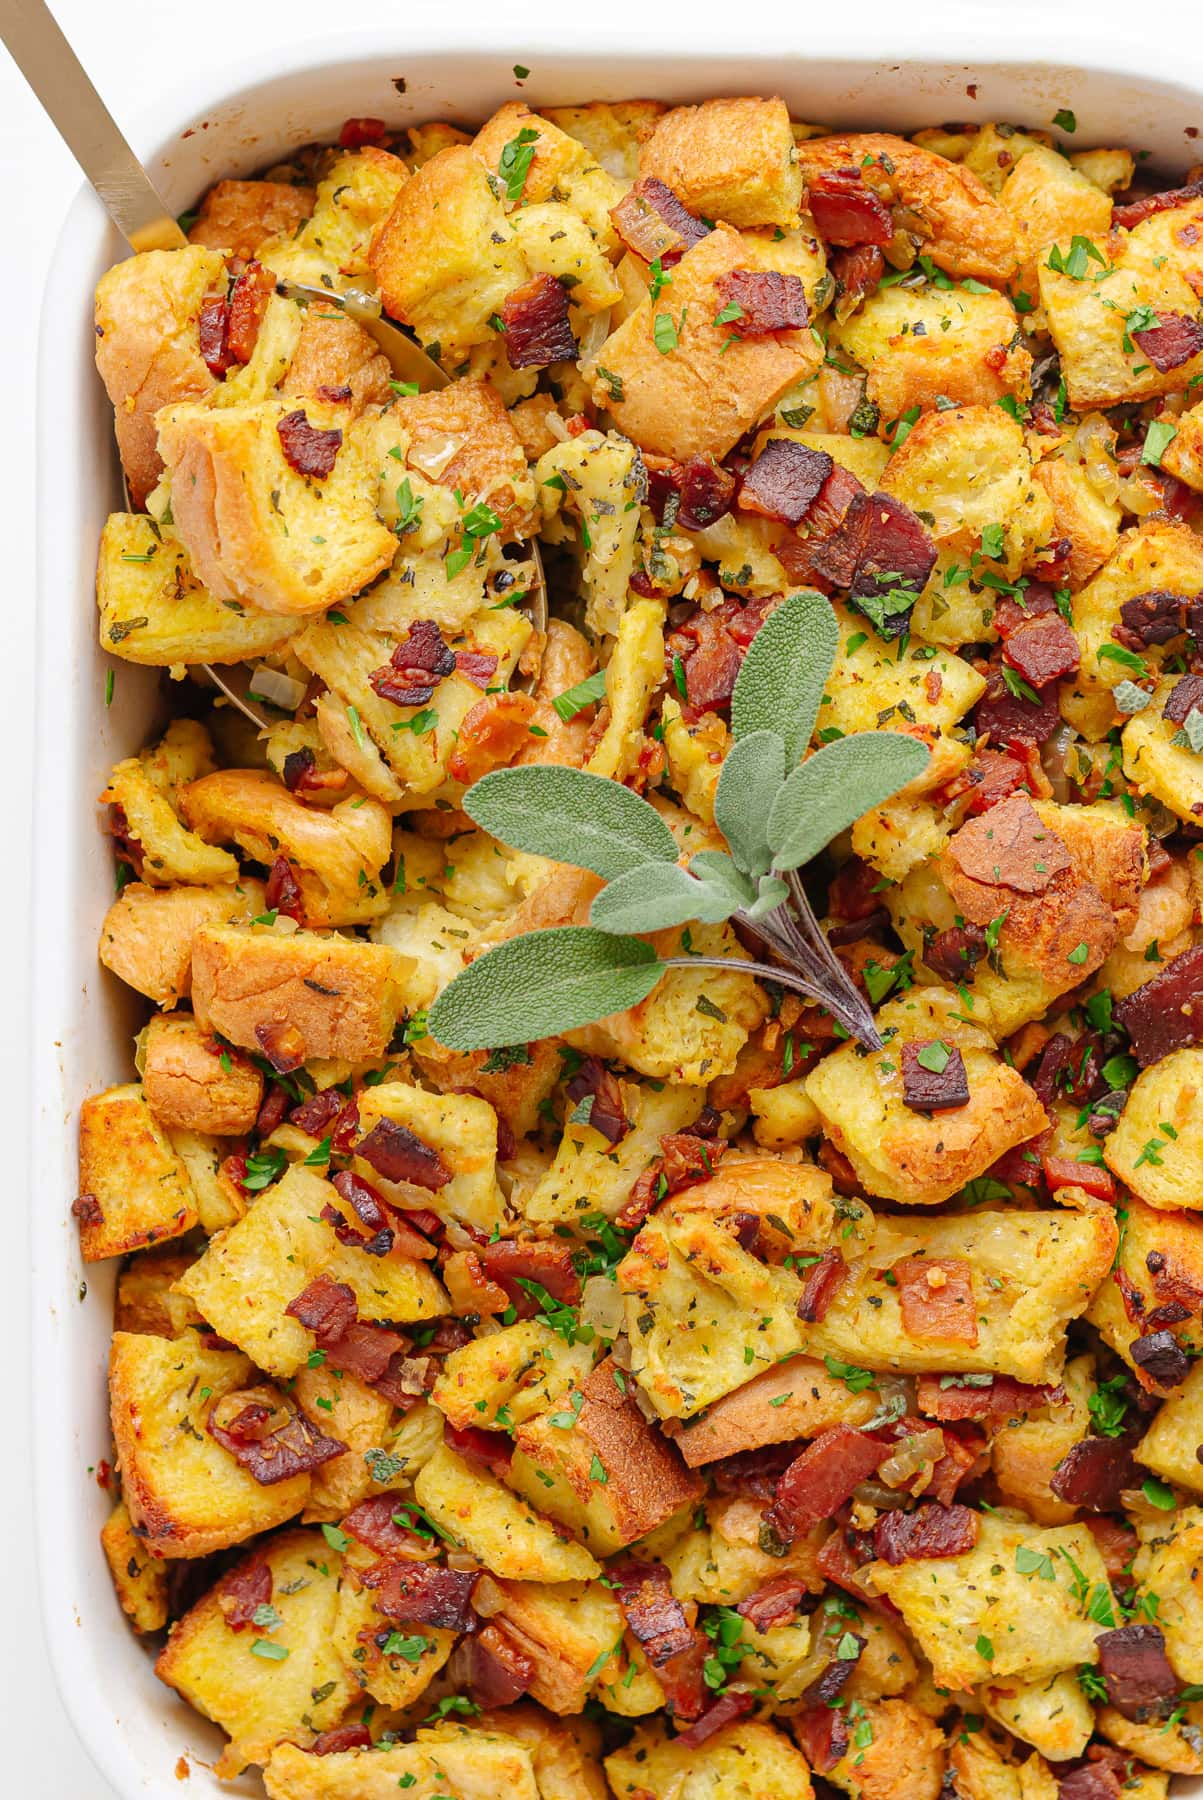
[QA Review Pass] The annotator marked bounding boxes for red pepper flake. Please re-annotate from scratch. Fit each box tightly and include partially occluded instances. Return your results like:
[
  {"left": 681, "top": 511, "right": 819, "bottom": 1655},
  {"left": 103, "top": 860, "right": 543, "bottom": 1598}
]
[
  {"left": 807, "top": 168, "right": 894, "bottom": 247},
  {"left": 277, "top": 409, "right": 342, "bottom": 480},
  {"left": 714, "top": 269, "right": 809, "bottom": 336},
  {"left": 739, "top": 439, "right": 833, "bottom": 525},
  {"left": 946, "top": 793, "right": 1071, "bottom": 894},
  {"left": 895, "top": 1255, "right": 979, "bottom": 1344},
  {"left": 500, "top": 273, "right": 578, "bottom": 367},
  {"left": 900, "top": 1042, "right": 971, "bottom": 1114}
]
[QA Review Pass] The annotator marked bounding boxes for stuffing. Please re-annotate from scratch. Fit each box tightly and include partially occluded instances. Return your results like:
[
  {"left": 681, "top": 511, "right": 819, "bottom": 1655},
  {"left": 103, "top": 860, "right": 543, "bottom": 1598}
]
[
  {"left": 1000, "top": 144, "right": 1113, "bottom": 300},
  {"left": 286, "top": 147, "right": 408, "bottom": 280},
  {"left": 141, "top": 1010, "right": 263, "bottom": 1134},
  {"left": 1135, "top": 1360, "right": 1203, "bottom": 1496},
  {"left": 606, "top": 1719, "right": 816, "bottom": 1800},
  {"left": 188, "top": 179, "right": 315, "bottom": 260},
  {"left": 979, "top": 1670, "right": 1094, "bottom": 1764},
  {"left": 990, "top": 1354, "right": 1095, "bottom": 1524},
  {"left": 1104, "top": 1046, "right": 1203, "bottom": 1209},
  {"left": 100, "top": 1499, "right": 169, "bottom": 1633},
  {"left": 389, "top": 377, "right": 537, "bottom": 541},
  {"left": 413, "top": 1443, "right": 601, "bottom": 1581},
  {"left": 1087, "top": 1195, "right": 1203, "bottom": 1377},
  {"left": 473, "top": 102, "right": 625, "bottom": 250},
  {"left": 98, "top": 877, "right": 265, "bottom": 1006},
  {"left": 353, "top": 1081, "right": 504, "bottom": 1236},
  {"left": 831, "top": 283, "right": 1032, "bottom": 420},
  {"left": 76, "top": 1083, "right": 198, "bottom": 1260},
  {"left": 638, "top": 96, "right": 803, "bottom": 228},
  {"left": 263, "top": 1731, "right": 540, "bottom": 1799},
  {"left": 1074, "top": 519, "right": 1203, "bottom": 693}
]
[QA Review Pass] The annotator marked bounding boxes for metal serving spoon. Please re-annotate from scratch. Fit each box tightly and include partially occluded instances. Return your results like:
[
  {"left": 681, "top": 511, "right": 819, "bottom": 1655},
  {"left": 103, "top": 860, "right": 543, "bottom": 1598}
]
[{"left": 2, "top": 0, "right": 548, "bottom": 727}]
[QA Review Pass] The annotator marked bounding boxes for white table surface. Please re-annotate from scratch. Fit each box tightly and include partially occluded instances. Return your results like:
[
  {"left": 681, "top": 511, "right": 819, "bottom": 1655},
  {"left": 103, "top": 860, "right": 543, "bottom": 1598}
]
[{"left": 0, "top": 0, "right": 1178, "bottom": 1790}]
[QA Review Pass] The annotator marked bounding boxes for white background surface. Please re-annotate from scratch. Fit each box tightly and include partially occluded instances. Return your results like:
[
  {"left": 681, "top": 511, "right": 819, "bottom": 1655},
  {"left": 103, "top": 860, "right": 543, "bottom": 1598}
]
[{"left": 0, "top": 1, "right": 1189, "bottom": 1793}]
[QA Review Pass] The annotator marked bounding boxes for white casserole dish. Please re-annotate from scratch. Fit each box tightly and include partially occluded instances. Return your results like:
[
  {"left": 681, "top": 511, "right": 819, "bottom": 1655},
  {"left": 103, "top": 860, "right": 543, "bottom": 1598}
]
[{"left": 31, "top": 20, "right": 1203, "bottom": 1796}]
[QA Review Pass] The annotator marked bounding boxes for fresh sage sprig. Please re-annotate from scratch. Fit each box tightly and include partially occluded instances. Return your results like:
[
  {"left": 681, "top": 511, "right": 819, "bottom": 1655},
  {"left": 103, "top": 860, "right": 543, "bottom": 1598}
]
[{"left": 427, "top": 590, "right": 930, "bottom": 1053}]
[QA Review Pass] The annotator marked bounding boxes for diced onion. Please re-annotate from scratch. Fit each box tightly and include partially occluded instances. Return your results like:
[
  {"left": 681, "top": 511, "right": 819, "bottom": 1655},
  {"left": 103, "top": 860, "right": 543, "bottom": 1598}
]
[
  {"left": 1041, "top": 721, "right": 1076, "bottom": 804},
  {"left": 576, "top": 309, "right": 612, "bottom": 367},
  {"left": 409, "top": 431, "right": 465, "bottom": 478},
  {"left": 580, "top": 1275, "right": 624, "bottom": 1340},
  {"left": 248, "top": 666, "right": 307, "bottom": 711},
  {"left": 876, "top": 1427, "right": 946, "bottom": 1488}
]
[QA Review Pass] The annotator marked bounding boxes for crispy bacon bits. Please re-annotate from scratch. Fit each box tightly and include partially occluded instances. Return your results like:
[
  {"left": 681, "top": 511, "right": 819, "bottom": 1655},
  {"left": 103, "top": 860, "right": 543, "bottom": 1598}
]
[
  {"left": 264, "top": 855, "right": 305, "bottom": 923},
  {"left": 1116, "top": 590, "right": 1192, "bottom": 649},
  {"left": 1096, "top": 1624, "right": 1182, "bottom": 1721},
  {"left": 342, "top": 1494, "right": 433, "bottom": 1561},
  {"left": 1114, "top": 944, "right": 1203, "bottom": 1066},
  {"left": 619, "top": 1118, "right": 723, "bottom": 1229},
  {"left": 807, "top": 168, "right": 894, "bottom": 247},
  {"left": 226, "top": 263, "right": 275, "bottom": 364},
  {"left": 359, "top": 1561, "right": 478, "bottom": 1632},
  {"left": 565, "top": 1056, "right": 629, "bottom": 1145},
  {"left": 764, "top": 1425, "right": 887, "bottom": 1544},
  {"left": 309, "top": 1725, "right": 373, "bottom": 1757},
  {"left": 925, "top": 924, "right": 988, "bottom": 983},
  {"left": 947, "top": 793, "right": 1071, "bottom": 894},
  {"left": 610, "top": 1558, "right": 697, "bottom": 1665},
  {"left": 895, "top": 1256, "right": 979, "bottom": 1344},
  {"left": 1130, "top": 1329, "right": 1191, "bottom": 1389},
  {"left": 355, "top": 1117, "right": 452, "bottom": 1189},
  {"left": 1131, "top": 311, "right": 1203, "bottom": 371},
  {"left": 478, "top": 1237, "right": 582, "bottom": 1311},
  {"left": 1164, "top": 673, "right": 1203, "bottom": 726},
  {"left": 735, "top": 1573, "right": 808, "bottom": 1634},
  {"left": 873, "top": 1502, "right": 980, "bottom": 1565},
  {"left": 1002, "top": 614, "right": 1080, "bottom": 686},
  {"left": 1112, "top": 176, "right": 1203, "bottom": 229},
  {"left": 254, "top": 1019, "right": 307, "bottom": 1074},
  {"left": 1050, "top": 1436, "right": 1139, "bottom": 1512},
  {"left": 739, "top": 440, "right": 833, "bottom": 525},
  {"left": 501, "top": 273, "right": 578, "bottom": 368},
  {"left": 208, "top": 1395, "right": 346, "bottom": 1484},
  {"left": 609, "top": 176, "right": 710, "bottom": 263},
  {"left": 217, "top": 1560, "right": 272, "bottom": 1630},
  {"left": 676, "top": 1690, "right": 755, "bottom": 1749},
  {"left": 276, "top": 409, "right": 343, "bottom": 480},
  {"left": 805, "top": 490, "right": 937, "bottom": 637},
  {"left": 917, "top": 1375, "right": 1065, "bottom": 1423},
  {"left": 369, "top": 618, "right": 457, "bottom": 709},
  {"left": 796, "top": 1247, "right": 848, "bottom": 1323},
  {"left": 450, "top": 1624, "right": 535, "bottom": 1708},
  {"left": 900, "top": 1042, "right": 971, "bottom": 1114},
  {"left": 714, "top": 269, "right": 809, "bottom": 336}
]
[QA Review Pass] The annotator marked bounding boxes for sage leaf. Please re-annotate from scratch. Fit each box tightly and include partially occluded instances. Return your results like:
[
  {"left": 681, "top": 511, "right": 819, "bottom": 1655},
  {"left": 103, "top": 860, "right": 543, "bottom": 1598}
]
[
  {"left": 730, "top": 588, "right": 839, "bottom": 765},
  {"left": 463, "top": 766, "right": 677, "bottom": 878},
  {"left": 687, "top": 850, "right": 758, "bottom": 915},
  {"left": 745, "top": 872, "right": 790, "bottom": 920},
  {"left": 590, "top": 860, "right": 746, "bottom": 935},
  {"left": 714, "top": 729, "right": 785, "bottom": 877},
  {"left": 427, "top": 927, "right": 663, "bottom": 1050},
  {"left": 767, "top": 732, "right": 931, "bottom": 872}
]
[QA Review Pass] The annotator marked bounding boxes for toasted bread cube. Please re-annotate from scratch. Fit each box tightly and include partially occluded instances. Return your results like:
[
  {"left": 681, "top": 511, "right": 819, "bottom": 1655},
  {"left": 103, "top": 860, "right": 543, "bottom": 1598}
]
[
  {"left": 671, "top": 1354, "right": 877, "bottom": 1467},
  {"left": 583, "top": 223, "right": 821, "bottom": 460},
  {"left": 1105, "top": 1046, "right": 1203, "bottom": 1210},
  {"left": 280, "top": 308, "right": 392, "bottom": 415},
  {"left": 174, "top": 1164, "right": 446, "bottom": 1377},
  {"left": 167, "top": 1126, "right": 246, "bottom": 1232},
  {"left": 475, "top": 1704, "right": 608, "bottom": 1800},
  {"left": 330, "top": 1555, "right": 455, "bottom": 1707},
  {"left": 638, "top": 96, "right": 802, "bottom": 228},
  {"left": 1123, "top": 681, "right": 1203, "bottom": 825},
  {"left": 100, "top": 758, "right": 238, "bottom": 889},
  {"left": 370, "top": 145, "right": 528, "bottom": 356},
  {"left": 523, "top": 1081, "right": 703, "bottom": 1230},
  {"left": 543, "top": 101, "right": 664, "bottom": 180},
  {"left": 110, "top": 1331, "right": 310, "bottom": 1555},
  {"left": 1074, "top": 519, "right": 1203, "bottom": 691},
  {"left": 100, "top": 1499, "right": 169, "bottom": 1633},
  {"left": 512, "top": 202, "right": 623, "bottom": 313},
  {"left": 507, "top": 1356, "right": 704, "bottom": 1555},
  {"left": 1095, "top": 1708, "right": 1199, "bottom": 1780},
  {"left": 473, "top": 102, "right": 625, "bottom": 250},
  {"left": 414, "top": 1443, "right": 600, "bottom": 1582},
  {"left": 156, "top": 1528, "right": 350, "bottom": 1775},
  {"left": 881, "top": 406, "right": 1053, "bottom": 575},
  {"left": 826, "top": 1697, "right": 947, "bottom": 1800},
  {"left": 1137, "top": 1361, "right": 1203, "bottom": 1496},
  {"left": 1087, "top": 1196, "right": 1203, "bottom": 1380},
  {"left": 77, "top": 1083, "right": 198, "bottom": 1261},
  {"left": 263, "top": 1731, "right": 540, "bottom": 1800},
  {"left": 979, "top": 1670, "right": 1093, "bottom": 1765},
  {"left": 179, "top": 771, "right": 392, "bottom": 928},
  {"left": 990, "top": 1354, "right": 1094, "bottom": 1525},
  {"left": 1032, "top": 453, "right": 1121, "bottom": 590},
  {"left": 188, "top": 179, "right": 314, "bottom": 260},
  {"left": 1040, "top": 237, "right": 1203, "bottom": 411},
  {"left": 353, "top": 1082, "right": 503, "bottom": 1236},
  {"left": 97, "top": 512, "right": 298, "bottom": 666},
  {"left": 288, "top": 148, "right": 408, "bottom": 279},
  {"left": 799, "top": 1203, "right": 1116, "bottom": 1384},
  {"left": 94, "top": 246, "right": 223, "bottom": 507},
  {"left": 391, "top": 377, "right": 536, "bottom": 541},
  {"left": 833, "top": 282, "right": 1031, "bottom": 419},
  {"left": 799, "top": 132, "right": 1017, "bottom": 281},
  {"left": 157, "top": 399, "right": 396, "bottom": 616},
  {"left": 433, "top": 1322, "right": 594, "bottom": 1433},
  {"left": 294, "top": 1368, "right": 409, "bottom": 1521},
  {"left": 141, "top": 1011, "right": 263, "bottom": 1134},
  {"left": 115, "top": 1249, "right": 205, "bottom": 1337},
  {"left": 98, "top": 877, "right": 265, "bottom": 1007},
  {"left": 1000, "top": 145, "right": 1113, "bottom": 300},
  {"left": 535, "top": 430, "right": 646, "bottom": 636},
  {"left": 477, "top": 1577, "right": 626, "bottom": 1713},
  {"left": 818, "top": 602, "right": 985, "bottom": 738},
  {"left": 804, "top": 986, "right": 1047, "bottom": 1205},
  {"left": 657, "top": 1494, "right": 825, "bottom": 1609},
  {"left": 869, "top": 1513, "right": 1115, "bottom": 1689},
  {"left": 190, "top": 923, "right": 406, "bottom": 1065},
  {"left": 1131, "top": 1505, "right": 1203, "bottom": 1685},
  {"left": 607, "top": 1719, "right": 815, "bottom": 1800}
]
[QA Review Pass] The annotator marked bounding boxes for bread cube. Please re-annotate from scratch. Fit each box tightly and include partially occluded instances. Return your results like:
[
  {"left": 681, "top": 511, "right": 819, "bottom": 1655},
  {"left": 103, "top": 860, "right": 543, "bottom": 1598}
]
[
  {"left": 190, "top": 923, "right": 406, "bottom": 1065},
  {"left": 948, "top": 1734, "right": 1063, "bottom": 1800},
  {"left": 278, "top": 308, "right": 392, "bottom": 418},
  {"left": 94, "top": 246, "right": 224, "bottom": 506},
  {"left": 115, "top": 1249, "right": 205, "bottom": 1337},
  {"left": 157, "top": 399, "right": 396, "bottom": 616},
  {"left": 798, "top": 1204, "right": 1117, "bottom": 1384},
  {"left": 1123, "top": 682, "right": 1203, "bottom": 825},
  {"left": 657, "top": 1494, "right": 824, "bottom": 1609},
  {"left": 77, "top": 1083, "right": 198, "bottom": 1261},
  {"left": 167, "top": 1126, "right": 245, "bottom": 1232},
  {"left": 797, "top": 133, "right": 1018, "bottom": 282},
  {"left": 1131, "top": 1506, "right": 1203, "bottom": 1685},
  {"left": 110, "top": 1331, "right": 311, "bottom": 1555},
  {"left": 179, "top": 771, "right": 392, "bottom": 928},
  {"left": 354, "top": 1081, "right": 503, "bottom": 1236},
  {"left": 804, "top": 986, "right": 1047, "bottom": 1205},
  {"left": 1087, "top": 1196, "right": 1203, "bottom": 1380},
  {"left": 390, "top": 377, "right": 536, "bottom": 540},
  {"left": 156, "top": 1528, "right": 351, "bottom": 1776},
  {"left": 512, "top": 201, "right": 624, "bottom": 312},
  {"left": 141, "top": 1011, "right": 263, "bottom": 1134},
  {"left": 868, "top": 1513, "right": 1116, "bottom": 1689},
  {"left": 583, "top": 224, "right": 821, "bottom": 460},
  {"left": 263, "top": 1729, "right": 540, "bottom": 1799},
  {"left": 979, "top": 1670, "right": 1093, "bottom": 1764},
  {"left": 523, "top": 1081, "right": 705, "bottom": 1231},
  {"left": 1095, "top": 1707, "right": 1200, "bottom": 1779},
  {"left": 832, "top": 283, "right": 1031, "bottom": 420},
  {"left": 474, "top": 1703, "right": 608, "bottom": 1800},
  {"left": 188, "top": 178, "right": 314, "bottom": 260},
  {"left": 880, "top": 406, "right": 1053, "bottom": 575},
  {"left": 1075, "top": 519, "right": 1203, "bottom": 695},
  {"left": 432, "top": 1320, "right": 594, "bottom": 1432},
  {"left": 370, "top": 145, "right": 528, "bottom": 356},
  {"left": 670, "top": 1353, "right": 878, "bottom": 1467},
  {"left": 288, "top": 148, "right": 408, "bottom": 279},
  {"left": 1136, "top": 1360, "right": 1203, "bottom": 1497},
  {"left": 330, "top": 1558, "right": 454, "bottom": 1707},
  {"left": 607, "top": 1719, "right": 816, "bottom": 1800},
  {"left": 1000, "top": 145, "right": 1113, "bottom": 300},
  {"left": 818, "top": 600, "right": 985, "bottom": 739},
  {"left": 98, "top": 877, "right": 265, "bottom": 1006},
  {"left": 534, "top": 430, "right": 646, "bottom": 636},
  {"left": 174, "top": 1164, "right": 446, "bottom": 1377},
  {"left": 827, "top": 1697, "right": 947, "bottom": 1800},
  {"left": 100, "top": 1499, "right": 168, "bottom": 1633},
  {"left": 543, "top": 100, "right": 664, "bottom": 179},
  {"left": 475, "top": 1576, "right": 626, "bottom": 1713},
  {"left": 1031, "top": 454, "right": 1121, "bottom": 590},
  {"left": 638, "top": 96, "right": 803, "bottom": 228},
  {"left": 473, "top": 102, "right": 625, "bottom": 250},
  {"left": 413, "top": 1443, "right": 600, "bottom": 1581},
  {"left": 100, "top": 755, "right": 238, "bottom": 889},
  {"left": 1040, "top": 237, "right": 1203, "bottom": 410},
  {"left": 991, "top": 1354, "right": 1094, "bottom": 1525},
  {"left": 1104, "top": 1047, "right": 1203, "bottom": 1210}
]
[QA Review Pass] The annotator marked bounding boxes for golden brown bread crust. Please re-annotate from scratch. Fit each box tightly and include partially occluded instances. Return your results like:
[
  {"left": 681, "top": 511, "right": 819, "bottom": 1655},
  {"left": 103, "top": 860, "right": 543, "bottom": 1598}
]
[
  {"left": 187, "top": 179, "right": 315, "bottom": 261},
  {"left": 393, "top": 378, "right": 537, "bottom": 540},
  {"left": 97, "top": 878, "right": 265, "bottom": 1006},
  {"left": 77, "top": 1083, "right": 198, "bottom": 1262},
  {"left": 141, "top": 1011, "right": 263, "bottom": 1134},
  {"left": 637, "top": 96, "right": 803, "bottom": 228},
  {"left": 281, "top": 310, "right": 392, "bottom": 414},
  {"left": 669, "top": 1354, "right": 877, "bottom": 1466}
]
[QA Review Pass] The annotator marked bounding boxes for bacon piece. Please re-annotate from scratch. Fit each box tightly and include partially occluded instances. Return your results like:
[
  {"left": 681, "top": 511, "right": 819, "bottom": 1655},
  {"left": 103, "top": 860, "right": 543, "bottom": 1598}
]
[
  {"left": 1050, "top": 1436, "right": 1138, "bottom": 1511},
  {"left": 739, "top": 440, "right": 833, "bottom": 525},
  {"left": 872, "top": 1502, "right": 979, "bottom": 1566},
  {"left": 796, "top": 1247, "right": 848, "bottom": 1323},
  {"left": 706, "top": 1439, "right": 805, "bottom": 1500},
  {"left": 287, "top": 1273, "right": 359, "bottom": 1341},
  {"left": 329, "top": 1169, "right": 397, "bottom": 1256},
  {"left": 715, "top": 269, "right": 809, "bottom": 336},
  {"left": 1042, "top": 1154, "right": 1116, "bottom": 1202},
  {"left": 764, "top": 1425, "right": 887, "bottom": 1544},
  {"left": 677, "top": 455, "right": 738, "bottom": 531},
  {"left": 736, "top": 1574, "right": 808, "bottom": 1634},
  {"left": 1115, "top": 944, "right": 1203, "bottom": 1066},
  {"left": 802, "top": 1635, "right": 866, "bottom": 1708},
  {"left": 286, "top": 1275, "right": 417, "bottom": 1404},
  {"left": 609, "top": 176, "right": 710, "bottom": 263},
  {"left": 454, "top": 650, "right": 500, "bottom": 690},
  {"left": 807, "top": 169, "right": 894, "bottom": 247},
  {"left": 447, "top": 691, "right": 537, "bottom": 786},
  {"left": 450, "top": 1623, "right": 535, "bottom": 1707},
  {"left": 264, "top": 854, "right": 305, "bottom": 923},
  {"left": 962, "top": 748, "right": 1040, "bottom": 816},
  {"left": 925, "top": 924, "right": 988, "bottom": 983},
  {"left": 501, "top": 273, "right": 577, "bottom": 368},
  {"left": 925, "top": 1424, "right": 985, "bottom": 1507},
  {"left": 1087, "top": 1516, "right": 1139, "bottom": 1585},
  {"left": 444, "top": 1420, "right": 514, "bottom": 1478},
  {"left": 226, "top": 262, "right": 274, "bottom": 364},
  {"left": 1131, "top": 1329, "right": 1191, "bottom": 1388},
  {"left": 676, "top": 1690, "right": 755, "bottom": 1748},
  {"left": 277, "top": 409, "right": 342, "bottom": 480},
  {"left": 1058, "top": 1760, "right": 1125, "bottom": 1800},
  {"left": 974, "top": 655, "right": 1062, "bottom": 747},
  {"left": 217, "top": 1560, "right": 272, "bottom": 1630},
  {"left": 565, "top": 1056, "right": 629, "bottom": 1145},
  {"left": 1113, "top": 176, "right": 1203, "bottom": 228},
  {"left": 680, "top": 613, "right": 743, "bottom": 712},
  {"left": 793, "top": 1704, "right": 850, "bottom": 1773},
  {"left": 255, "top": 1081, "right": 290, "bottom": 1138},
  {"left": 199, "top": 296, "right": 233, "bottom": 376},
  {"left": 895, "top": 1256, "right": 979, "bottom": 1344},
  {"left": 369, "top": 618, "right": 457, "bottom": 710},
  {"left": 1164, "top": 673, "right": 1203, "bottom": 725},
  {"left": 831, "top": 243, "right": 885, "bottom": 310},
  {"left": 1117, "top": 590, "right": 1189, "bottom": 648},
  {"left": 107, "top": 803, "right": 146, "bottom": 876},
  {"left": 288, "top": 1087, "right": 345, "bottom": 1138},
  {"left": 359, "top": 1560, "right": 477, "bottom": 1631},
  {"left": 279, "top": 744, "right": 345, "bottom": 795},
  {"left": 994, "top": 583, "right": 1060, "bottom": 638},
  {"left": 73, "top": 1193, "right": 104, "bottom": 1227},
  {"left": 343, "top": 1495, "right": 434, "bottom": 1561},
  {"left": 339, "top": 116, "right": 387, "bottom": 148},
  {"left": 947, "top": 793, "right": 1071, "bottom": 894},
  {"left": 1003, "top": 614, "right": 1080, "bottom": 686},
  {"left": 355, "top": 1117, "right": 451, "bottom": 1191},
  {"left": 610, "top": 1558, "right": 697, "bottom": 1666},
  {"left": 477, "top": 1237, "right": 582, "bottom": 1311},
  {"left": 900, "top": 1043, "right": 970, "bottom": 1114},
  {"left": 310, "top": 1725, "right": 372, "bottom": 1756},
  {"left": 619, "top": 1126, "right": 723, "bottom": 1229},
  {"left": 1096, "top": 1624, "right": 1181, "bottom": 1721},
  {"left": 254, "top": 1019, "right": 306, "bottom": 1074},
  {"left": 209, "top": 1398, "right": 346, "bottom": 1484},
  {"left": 805, "top": 490, "right": 936, "bottom": 636}
]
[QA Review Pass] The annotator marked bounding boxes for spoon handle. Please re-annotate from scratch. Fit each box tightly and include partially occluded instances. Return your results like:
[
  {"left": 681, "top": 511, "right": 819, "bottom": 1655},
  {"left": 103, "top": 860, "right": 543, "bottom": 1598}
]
[{"left": 0, "top": 0, "right": 184, "bottom": 250}]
